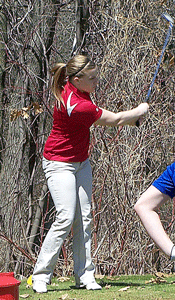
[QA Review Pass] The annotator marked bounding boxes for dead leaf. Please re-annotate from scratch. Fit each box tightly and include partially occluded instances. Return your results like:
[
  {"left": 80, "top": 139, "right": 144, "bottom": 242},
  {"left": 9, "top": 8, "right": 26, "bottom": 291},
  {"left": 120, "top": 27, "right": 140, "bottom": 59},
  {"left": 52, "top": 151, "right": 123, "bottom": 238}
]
[
  {"left": 10, "top": 103, "right": 43, "bottom": 122},
  {"left": 58, "top": 276, "right": 70, "bottom": 282},
  {"left": 51, "top": 282, "right": 59, "bottom": 286},
  {"left": 145, "top": 277, "right": 157, "bottom": 284},
  {"left": 19, "top": 294, "right": 30, "bottom": 299},
  {"left": 22, "top": 107, "right": 30, "bottom": 112},
  {"left": 155, "top": 272, "right": 169, "bottom": 278},
  {"left": 106, "top": 276, "right": 120, "bottom": 281},
  {"left": 60, "top": 294, "right": 68, "bottom": 300},
  {"left": 25, "top": 285, "right": 30, "bottom": 289},
  {"left": 145, "top": 276, "right": 167, "bottom": 284},
  {"left": 32, "top": 102, "right": 43, "bottom": 115},
  {"left": 21, "top": 110, "right": 29, "bottom": 119},
  {"left": 10, "top": 109, "right": 21, "bottom": 121},
  {"left": 95, "top": 274, "right": 105, "bottom": 279},
  {"left": 105, "top": 284, "right": 111, "bottom": 289},
  {"left": 35, "top": 107, "right": 43, "bottom": 115},
  {"left": 32, "top": 102, "right": 40, "bottom": 109},
  {"left": 118, "top": 286, "right": 130, "bottom": 292},
  {"left": 155, "top": 278, "right": 166, "bottom": 284}
]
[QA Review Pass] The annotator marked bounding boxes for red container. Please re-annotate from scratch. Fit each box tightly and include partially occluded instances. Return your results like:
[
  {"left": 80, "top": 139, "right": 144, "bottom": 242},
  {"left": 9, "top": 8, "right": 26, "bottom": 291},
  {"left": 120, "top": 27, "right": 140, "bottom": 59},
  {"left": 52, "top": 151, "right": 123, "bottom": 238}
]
[{"left": 0, "top": 272, "right": 21, "bottom": 300}]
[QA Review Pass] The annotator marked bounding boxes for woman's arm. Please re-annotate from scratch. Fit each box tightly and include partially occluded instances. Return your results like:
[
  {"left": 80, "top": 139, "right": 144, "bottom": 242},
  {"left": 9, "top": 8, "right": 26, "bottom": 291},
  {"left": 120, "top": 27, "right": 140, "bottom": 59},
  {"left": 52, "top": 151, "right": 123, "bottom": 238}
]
[
  {"left": 134, "top": 185, "right": 173, "bottom": 257},
  {"left": 95, "top": 103, "right": 149, "bottom": 126}
]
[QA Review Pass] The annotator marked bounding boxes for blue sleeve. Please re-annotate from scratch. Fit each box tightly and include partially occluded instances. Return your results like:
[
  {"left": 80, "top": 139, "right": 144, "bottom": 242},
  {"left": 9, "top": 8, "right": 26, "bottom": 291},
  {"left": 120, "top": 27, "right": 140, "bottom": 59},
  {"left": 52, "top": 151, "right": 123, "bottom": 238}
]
[{"left": 152, "top": 162, "right": 175, "bottom": 198}]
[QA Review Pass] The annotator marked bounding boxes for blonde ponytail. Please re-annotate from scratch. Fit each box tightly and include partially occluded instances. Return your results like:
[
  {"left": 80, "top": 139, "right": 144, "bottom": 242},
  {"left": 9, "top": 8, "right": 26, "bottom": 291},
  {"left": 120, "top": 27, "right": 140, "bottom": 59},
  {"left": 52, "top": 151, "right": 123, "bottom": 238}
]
[{"left": 51, "top": 63, "right": 67, "bottom": 107}]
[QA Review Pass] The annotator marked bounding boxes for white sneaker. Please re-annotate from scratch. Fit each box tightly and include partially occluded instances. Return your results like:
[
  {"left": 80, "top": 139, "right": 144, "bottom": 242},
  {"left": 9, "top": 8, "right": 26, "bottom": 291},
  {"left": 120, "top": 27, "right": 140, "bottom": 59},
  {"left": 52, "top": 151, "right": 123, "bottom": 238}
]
[
  {"left": 33, "top": 280, "right": 47, "bottom": 293},
  {"left": 86, "top": 281, "right": 102, "bottom": 290}
]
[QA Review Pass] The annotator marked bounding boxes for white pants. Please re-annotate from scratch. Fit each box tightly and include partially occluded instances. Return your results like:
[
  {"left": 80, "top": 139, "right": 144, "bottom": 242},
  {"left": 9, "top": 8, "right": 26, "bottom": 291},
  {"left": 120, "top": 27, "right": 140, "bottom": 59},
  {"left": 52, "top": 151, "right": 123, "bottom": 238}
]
[{"left": 32, "top": 157, "right": 95, "bottom": 285}]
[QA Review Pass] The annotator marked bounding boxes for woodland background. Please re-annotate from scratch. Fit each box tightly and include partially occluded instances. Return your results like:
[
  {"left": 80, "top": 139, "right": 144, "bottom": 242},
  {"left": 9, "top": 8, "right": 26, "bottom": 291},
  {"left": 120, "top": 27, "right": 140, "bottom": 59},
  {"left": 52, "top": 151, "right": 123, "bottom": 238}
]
[{"left": 0, "top": 0, "right": 175, "bottom": 278}]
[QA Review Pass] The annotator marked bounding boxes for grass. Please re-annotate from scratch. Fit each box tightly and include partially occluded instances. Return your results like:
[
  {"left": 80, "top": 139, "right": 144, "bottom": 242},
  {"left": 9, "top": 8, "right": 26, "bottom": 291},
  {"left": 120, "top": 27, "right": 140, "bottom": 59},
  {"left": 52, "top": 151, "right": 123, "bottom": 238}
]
[{"left": 19, "top": 273, "right": 175, "bottom": 300}]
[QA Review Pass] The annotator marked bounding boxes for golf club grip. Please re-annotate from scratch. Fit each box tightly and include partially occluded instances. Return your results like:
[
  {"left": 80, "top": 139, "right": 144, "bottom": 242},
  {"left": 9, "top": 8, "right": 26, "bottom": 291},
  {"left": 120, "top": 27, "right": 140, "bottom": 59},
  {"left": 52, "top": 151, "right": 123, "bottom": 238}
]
[{"left": 136, "top": 119, "right": 140, "bottom": 127}]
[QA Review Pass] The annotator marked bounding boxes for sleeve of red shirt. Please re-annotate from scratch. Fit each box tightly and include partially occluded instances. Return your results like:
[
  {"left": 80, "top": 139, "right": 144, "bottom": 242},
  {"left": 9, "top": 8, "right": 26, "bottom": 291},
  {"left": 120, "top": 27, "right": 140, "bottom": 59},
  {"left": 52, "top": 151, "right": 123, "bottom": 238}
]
[{"left": 71, "top": 100, "right": 103, "bottom": 127}]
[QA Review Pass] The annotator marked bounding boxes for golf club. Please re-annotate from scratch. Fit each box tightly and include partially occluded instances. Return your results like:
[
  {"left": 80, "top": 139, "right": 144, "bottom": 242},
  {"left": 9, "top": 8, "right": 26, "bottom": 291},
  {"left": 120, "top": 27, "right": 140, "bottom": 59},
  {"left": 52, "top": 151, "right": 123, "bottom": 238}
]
[{"left": 136, "top": 12, "right": 174, "bottom": 127}]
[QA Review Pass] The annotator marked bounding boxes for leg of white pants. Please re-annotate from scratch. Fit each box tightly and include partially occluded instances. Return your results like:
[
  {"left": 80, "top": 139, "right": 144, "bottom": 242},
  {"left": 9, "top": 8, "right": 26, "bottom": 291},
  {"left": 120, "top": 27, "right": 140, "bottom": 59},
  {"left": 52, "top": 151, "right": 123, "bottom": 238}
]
[
  {"left": 72, "top": 159, "right": 95, "bottom": 285},
  {"left": 32, "top": 158, "right": 78, "bottom": 283}
]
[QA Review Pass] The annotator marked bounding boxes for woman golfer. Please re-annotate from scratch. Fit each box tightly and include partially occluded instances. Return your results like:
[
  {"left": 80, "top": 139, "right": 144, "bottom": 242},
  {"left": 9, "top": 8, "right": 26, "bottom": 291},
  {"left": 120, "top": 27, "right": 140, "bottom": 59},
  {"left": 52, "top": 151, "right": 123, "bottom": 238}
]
[
  {"left": 32, "top": 54, "right": 149, "bottom": 293},
  {"left": 135, "top": 162, "right": 175, "bottom": 262}
]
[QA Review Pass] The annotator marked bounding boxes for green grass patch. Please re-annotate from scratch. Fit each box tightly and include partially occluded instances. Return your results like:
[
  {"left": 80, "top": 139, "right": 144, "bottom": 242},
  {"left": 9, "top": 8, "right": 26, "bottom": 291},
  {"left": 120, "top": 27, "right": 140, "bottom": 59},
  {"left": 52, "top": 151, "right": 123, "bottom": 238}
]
[{"left": 19, "top": 273, "right": 175, "bottom": 299}]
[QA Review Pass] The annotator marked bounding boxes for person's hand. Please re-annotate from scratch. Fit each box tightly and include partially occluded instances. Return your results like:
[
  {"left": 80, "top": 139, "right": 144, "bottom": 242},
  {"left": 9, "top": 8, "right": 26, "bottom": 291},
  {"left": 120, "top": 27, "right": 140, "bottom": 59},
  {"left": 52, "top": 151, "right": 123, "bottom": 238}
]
[
  {"left": 135, "top": 103, "right": 149, "bottom": 127},
  {"left": 136, "top": 103, "right": 149, "bottom": 116},
  {"left": 126, "top": 103, "right": 149, "bottom": 126}
]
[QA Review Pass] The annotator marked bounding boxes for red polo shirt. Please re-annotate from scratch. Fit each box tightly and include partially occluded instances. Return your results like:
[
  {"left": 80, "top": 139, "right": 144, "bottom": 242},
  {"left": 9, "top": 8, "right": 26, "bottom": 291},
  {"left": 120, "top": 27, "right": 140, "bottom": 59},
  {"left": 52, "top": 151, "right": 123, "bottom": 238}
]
[{"left": 43, "top": 82, "right": 102, "bottom": 162}]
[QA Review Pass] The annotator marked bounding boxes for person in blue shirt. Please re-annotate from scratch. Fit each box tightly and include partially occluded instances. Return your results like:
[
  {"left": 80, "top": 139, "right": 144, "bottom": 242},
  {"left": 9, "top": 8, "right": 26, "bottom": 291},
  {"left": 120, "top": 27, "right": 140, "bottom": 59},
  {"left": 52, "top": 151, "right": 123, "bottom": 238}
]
[{"left": 135, "top": 161, "right": 175, "bottom": 261}]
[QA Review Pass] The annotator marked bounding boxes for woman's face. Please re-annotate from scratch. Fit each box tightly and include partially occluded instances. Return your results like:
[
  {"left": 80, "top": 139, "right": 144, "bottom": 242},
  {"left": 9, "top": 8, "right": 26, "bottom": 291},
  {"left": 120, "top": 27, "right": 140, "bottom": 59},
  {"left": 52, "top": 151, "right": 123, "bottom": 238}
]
[{"left": 74, "top": 67, "right": 98, "bottom": 93}]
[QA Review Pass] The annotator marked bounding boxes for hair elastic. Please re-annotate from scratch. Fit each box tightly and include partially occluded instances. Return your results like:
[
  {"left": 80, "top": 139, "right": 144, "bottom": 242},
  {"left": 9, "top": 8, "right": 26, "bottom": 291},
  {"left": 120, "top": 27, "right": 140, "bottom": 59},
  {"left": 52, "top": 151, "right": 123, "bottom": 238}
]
[{"left": 69, "top": 60, "right": 90, "bottom": 77}]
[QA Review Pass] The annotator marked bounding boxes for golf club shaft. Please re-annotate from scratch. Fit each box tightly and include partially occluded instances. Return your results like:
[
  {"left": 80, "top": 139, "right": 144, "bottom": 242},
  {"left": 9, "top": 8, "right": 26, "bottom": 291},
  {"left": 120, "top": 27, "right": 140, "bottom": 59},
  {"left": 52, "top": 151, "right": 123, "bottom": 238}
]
[
  {"left": 136, "top": 20, "right": 173, "bottom": 126},
  {"left": 144, "top": 22, "right": 173, "bottom": 103}
]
